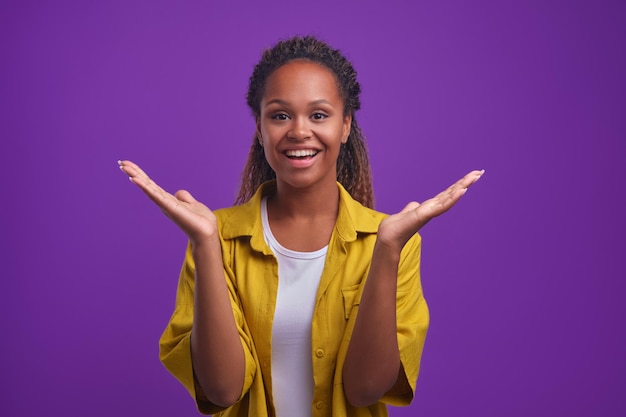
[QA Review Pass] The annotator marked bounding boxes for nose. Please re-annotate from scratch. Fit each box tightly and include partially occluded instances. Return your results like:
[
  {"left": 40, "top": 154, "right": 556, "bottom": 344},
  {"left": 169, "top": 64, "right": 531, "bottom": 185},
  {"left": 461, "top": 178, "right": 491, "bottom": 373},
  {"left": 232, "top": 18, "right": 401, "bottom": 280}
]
[{"left": 288, "top": 116, "right": 312, "bottom": 140}]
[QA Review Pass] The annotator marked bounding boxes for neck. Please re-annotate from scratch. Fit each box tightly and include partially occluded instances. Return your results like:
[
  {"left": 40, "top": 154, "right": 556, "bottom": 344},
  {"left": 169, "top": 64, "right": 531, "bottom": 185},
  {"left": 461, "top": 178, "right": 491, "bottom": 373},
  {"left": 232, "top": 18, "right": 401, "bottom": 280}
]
[{"left": 269, "top": 180, "right": 340, "bottom": 220}]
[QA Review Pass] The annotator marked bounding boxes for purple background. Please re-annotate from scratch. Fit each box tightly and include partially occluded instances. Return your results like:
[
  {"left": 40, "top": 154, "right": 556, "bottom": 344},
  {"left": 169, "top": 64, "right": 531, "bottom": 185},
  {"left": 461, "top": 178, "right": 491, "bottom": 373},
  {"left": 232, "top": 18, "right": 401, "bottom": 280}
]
[{"left": 2, "top": 0, "right": 625, "bottom": 416}]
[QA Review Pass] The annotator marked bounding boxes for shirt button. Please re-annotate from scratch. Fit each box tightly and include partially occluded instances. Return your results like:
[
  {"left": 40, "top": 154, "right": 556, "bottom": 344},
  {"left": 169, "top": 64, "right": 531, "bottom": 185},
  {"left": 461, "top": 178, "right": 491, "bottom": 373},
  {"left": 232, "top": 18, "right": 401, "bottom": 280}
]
[
  {"left": 262, "top": 361, "right": 268, "bottom": 368},
  {"left": 316, "top": 401, "right": 323, "bottom": 409},
  {"left": 315, "top": 349, "right": 324, "bottom": 358}
]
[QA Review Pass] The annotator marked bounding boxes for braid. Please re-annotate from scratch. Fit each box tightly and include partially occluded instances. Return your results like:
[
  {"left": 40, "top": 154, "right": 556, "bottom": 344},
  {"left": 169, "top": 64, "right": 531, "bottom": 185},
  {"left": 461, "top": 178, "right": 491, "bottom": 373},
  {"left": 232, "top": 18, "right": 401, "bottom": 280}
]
[
  {"left": 236, "top": 140, "right": 274, "bottom": 206},
  {"left": 235, "top": 35, "right": 374, "bottom": 208},
  {"left": 336, "top": 119, "right": 374, "bottom": 208}
]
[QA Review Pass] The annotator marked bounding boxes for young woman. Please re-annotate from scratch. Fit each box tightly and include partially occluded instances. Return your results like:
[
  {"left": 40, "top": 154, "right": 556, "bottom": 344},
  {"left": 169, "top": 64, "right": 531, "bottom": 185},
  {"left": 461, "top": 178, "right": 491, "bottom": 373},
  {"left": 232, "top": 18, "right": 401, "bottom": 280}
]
[{"left": 118, "top": 36, "right": 483, "bottom": 417}]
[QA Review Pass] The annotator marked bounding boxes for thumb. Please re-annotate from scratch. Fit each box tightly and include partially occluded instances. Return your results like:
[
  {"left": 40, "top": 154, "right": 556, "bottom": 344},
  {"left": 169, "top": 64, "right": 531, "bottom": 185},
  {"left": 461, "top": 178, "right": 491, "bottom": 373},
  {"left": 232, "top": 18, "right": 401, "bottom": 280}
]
[
  {"left": 399, "top": 201, "right": 421, "bottom": 214},
  {"left": 174, "top": 189, "right": 196, "bottom": 204}
]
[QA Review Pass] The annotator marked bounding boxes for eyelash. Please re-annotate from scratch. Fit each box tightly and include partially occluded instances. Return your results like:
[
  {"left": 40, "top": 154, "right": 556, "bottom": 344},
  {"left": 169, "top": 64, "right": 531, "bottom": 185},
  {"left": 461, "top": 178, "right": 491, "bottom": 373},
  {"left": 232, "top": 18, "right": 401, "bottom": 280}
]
[{"left": 271, "top": 112, "right": 328, "bottom": 121}]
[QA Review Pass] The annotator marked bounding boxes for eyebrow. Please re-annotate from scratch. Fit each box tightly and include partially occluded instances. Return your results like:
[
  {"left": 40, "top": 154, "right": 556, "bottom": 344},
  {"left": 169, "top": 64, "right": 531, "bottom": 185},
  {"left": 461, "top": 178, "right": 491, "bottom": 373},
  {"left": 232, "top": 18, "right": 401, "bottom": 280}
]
[{"left": 263, "top": 98, "right": 333, "bottom": 107}]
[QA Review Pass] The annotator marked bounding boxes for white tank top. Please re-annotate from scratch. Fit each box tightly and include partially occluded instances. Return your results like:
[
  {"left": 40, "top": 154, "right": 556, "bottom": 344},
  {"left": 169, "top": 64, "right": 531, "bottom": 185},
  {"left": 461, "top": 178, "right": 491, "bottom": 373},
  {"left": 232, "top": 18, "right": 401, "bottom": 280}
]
[{"left": 261, "top": 197, "right": 327, "bottom": 417}]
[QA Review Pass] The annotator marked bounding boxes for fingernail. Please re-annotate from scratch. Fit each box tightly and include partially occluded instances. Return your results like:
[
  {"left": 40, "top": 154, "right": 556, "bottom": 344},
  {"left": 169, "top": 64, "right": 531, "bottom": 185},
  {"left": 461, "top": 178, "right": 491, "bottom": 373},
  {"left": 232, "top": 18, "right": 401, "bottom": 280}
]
[{"left": 117, "top": 160, "right": 122, "bottom": 165}]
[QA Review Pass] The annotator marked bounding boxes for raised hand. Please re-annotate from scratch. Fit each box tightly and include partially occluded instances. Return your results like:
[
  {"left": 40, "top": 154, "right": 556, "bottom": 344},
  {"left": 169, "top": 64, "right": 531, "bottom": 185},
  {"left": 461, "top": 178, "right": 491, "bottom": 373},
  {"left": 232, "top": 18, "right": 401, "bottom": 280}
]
[
  {"left": 377, "top": 170, "right": 485, "bottom": 252},
  {"left": 118, "top": 160, "right": 218, "bottom": 245}
]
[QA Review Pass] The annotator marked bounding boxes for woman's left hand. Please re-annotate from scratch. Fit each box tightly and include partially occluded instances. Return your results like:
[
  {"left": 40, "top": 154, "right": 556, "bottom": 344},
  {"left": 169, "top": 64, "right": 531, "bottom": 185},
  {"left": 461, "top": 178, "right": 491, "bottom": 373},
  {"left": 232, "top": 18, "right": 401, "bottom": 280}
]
[{"left": 377, "top": 169, "right": 484, "bottom": 252}]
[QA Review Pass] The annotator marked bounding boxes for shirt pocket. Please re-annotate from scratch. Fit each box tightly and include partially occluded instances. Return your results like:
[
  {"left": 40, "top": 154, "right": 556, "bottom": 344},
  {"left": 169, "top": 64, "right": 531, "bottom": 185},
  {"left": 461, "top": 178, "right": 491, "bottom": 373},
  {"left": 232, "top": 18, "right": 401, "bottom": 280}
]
[{"left": 341, "top": 284, "right": 361, "bottom": 320}]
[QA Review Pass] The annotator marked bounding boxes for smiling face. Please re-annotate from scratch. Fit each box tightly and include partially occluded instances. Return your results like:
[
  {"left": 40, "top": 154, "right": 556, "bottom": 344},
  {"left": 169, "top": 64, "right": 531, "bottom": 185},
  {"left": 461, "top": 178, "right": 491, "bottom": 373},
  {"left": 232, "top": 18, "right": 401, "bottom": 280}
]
[{"left": 257, "top": 60, "right": 352, "bottom": 193}]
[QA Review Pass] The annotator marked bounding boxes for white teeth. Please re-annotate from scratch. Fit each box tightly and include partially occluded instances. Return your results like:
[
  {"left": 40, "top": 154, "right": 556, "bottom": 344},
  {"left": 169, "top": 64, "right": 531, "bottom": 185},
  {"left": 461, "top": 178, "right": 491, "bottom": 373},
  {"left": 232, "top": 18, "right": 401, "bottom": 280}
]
[{"left": 285, "top": 149, "right": 318, "bottom": 157}]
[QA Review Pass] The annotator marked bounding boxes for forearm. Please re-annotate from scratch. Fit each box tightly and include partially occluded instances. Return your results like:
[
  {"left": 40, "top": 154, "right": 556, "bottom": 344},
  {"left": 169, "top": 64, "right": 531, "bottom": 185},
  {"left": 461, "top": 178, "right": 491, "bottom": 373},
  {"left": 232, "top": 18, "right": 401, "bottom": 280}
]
[
  {"left": 190, "top": 237, "right": 245, "bottom": 407},
  {"left": 343, "top": 241, "right": 402, "bottom": 407}
]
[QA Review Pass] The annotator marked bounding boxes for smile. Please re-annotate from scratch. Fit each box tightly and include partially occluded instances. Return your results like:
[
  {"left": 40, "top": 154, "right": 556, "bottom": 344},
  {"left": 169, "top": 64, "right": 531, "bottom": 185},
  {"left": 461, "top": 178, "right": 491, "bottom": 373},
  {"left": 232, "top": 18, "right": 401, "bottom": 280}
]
[{"left": 284, "top": 149, "right": 319, "bottom": 158}]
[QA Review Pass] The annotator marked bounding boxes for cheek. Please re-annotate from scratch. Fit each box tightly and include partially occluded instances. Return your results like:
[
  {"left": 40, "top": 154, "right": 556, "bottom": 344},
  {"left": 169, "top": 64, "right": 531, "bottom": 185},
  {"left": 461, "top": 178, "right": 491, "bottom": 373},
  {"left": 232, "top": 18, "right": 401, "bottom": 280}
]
[{"left": 260, "top": 123, "right": 283, "bottom": 141}]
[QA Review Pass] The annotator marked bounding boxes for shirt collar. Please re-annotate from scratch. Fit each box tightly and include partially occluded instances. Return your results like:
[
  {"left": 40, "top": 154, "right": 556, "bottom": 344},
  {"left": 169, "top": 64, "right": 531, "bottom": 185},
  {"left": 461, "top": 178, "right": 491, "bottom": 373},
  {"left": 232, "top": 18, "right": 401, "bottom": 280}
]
[{"left": 220, "top": 181, "right": 381, "bottom": 244}]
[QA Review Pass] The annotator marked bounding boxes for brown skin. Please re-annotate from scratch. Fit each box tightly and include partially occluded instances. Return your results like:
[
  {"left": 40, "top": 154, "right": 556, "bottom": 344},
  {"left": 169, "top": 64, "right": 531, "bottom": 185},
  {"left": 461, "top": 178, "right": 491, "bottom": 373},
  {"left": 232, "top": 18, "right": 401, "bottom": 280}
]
[
  {"left": 117, "top": 160, "right": 245, "bottom": 407},
  {"left": 257, "top": 61, "right": 352, "bottom": 251},
  {"left": 118, "top": 60, "right": 484, "bottom": 408},
  {"left": 343, "top": 173, "right": 482, "bottom": 406}
]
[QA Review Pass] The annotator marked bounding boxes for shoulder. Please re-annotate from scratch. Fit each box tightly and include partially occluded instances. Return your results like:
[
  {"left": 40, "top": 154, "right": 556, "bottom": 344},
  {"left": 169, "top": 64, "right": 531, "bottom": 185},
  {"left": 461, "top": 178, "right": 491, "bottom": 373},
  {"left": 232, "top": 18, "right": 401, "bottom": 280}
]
[
  {"left": 213, "top": 203, "right": 252, "bottom": 222},
  {"left": 213, "top": 200, "right": 260, "bottom": 241},
  {"left": 213, "top": 181, "right": 274, "bottom": 241},
  {"left": 336, "top": 182, "right": 387, "bottom": 236}
]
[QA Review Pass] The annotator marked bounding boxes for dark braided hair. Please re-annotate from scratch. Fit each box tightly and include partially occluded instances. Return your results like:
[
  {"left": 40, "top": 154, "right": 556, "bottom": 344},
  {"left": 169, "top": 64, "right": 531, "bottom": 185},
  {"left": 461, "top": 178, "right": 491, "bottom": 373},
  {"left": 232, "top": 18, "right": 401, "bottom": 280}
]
[{"left": 235, "top": 36, "right": 374, "bottom": 208}]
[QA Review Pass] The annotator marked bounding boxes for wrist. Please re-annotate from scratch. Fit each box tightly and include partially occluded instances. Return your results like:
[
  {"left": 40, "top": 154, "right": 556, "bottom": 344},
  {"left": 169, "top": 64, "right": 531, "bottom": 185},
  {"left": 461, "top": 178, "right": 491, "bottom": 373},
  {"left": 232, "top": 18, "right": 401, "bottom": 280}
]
[
  {"left": 191, "top": 233, "right": 221, "bottom": 256},
  {"left": 372, "top": 239, "right": 402, "bottom": 264}
]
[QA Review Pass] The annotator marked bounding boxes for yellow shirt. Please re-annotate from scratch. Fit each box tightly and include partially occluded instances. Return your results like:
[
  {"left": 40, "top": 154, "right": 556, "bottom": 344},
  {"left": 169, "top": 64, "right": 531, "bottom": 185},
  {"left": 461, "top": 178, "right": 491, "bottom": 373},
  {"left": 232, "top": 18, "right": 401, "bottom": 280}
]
[{"left": 159, "top": 181, "right": 429, "bottom": 416}]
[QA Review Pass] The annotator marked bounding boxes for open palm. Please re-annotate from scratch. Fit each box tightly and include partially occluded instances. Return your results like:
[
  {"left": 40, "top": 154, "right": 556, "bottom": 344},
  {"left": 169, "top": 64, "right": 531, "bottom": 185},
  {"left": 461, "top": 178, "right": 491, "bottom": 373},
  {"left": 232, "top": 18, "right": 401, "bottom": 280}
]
[
  {"left": 118, "top": 160, "right": 217, "bottom": 245},
  {"left": 378, "top": 170, "right": 484, "bottom": 252}
]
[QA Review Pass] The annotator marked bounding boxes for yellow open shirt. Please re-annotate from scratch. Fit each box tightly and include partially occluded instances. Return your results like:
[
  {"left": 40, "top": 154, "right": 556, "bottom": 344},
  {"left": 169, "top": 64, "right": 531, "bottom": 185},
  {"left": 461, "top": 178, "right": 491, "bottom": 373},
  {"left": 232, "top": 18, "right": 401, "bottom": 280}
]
[{"left": 159, "top": 181, "right": 429, "bottom": 416}]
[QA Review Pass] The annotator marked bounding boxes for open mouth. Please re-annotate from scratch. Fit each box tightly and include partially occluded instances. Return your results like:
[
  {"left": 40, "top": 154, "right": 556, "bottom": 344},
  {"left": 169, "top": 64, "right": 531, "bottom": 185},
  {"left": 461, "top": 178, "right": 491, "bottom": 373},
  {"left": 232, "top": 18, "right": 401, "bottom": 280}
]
[{"left": 284, "top": 149, "right": 319, "bottom": 159}]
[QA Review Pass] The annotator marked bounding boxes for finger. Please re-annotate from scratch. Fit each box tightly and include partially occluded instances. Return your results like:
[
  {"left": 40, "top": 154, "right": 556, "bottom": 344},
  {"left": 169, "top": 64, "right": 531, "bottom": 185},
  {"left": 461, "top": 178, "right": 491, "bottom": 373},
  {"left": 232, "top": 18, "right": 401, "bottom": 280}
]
[
  {"left": 455, "top": 169, "right": 485, "bottom": 190},
  {"left": 439, "top": 185, "right": 468, "bottom": 208},
  {"left": 118, "top": 160, "right": 159, "bottom": 193},
  {"left": 418, "top": 182, "right": 471, "bottom": 219},
  {"left": 401, "top": 170, "right": 484, "bottom": 228},
  {"left": 118, "top": 160, "right": 178, "bottom": 210},
  {"left": 436, "top": 169, "right": 484, "bottom": 202},
  {"left": 118, "top": 160, "right": 152, "bottom": 185}
]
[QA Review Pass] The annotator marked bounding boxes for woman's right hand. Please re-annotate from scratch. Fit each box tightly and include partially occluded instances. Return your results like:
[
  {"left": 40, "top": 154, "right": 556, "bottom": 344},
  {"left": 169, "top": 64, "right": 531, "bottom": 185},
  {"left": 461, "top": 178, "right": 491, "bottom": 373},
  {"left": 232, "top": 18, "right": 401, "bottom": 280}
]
[
  {"left": 120, "top": 159, "right": 244, "bottom": 405},
  {"left": 118, "top": 160, "right": 218, "bottom": 245}
]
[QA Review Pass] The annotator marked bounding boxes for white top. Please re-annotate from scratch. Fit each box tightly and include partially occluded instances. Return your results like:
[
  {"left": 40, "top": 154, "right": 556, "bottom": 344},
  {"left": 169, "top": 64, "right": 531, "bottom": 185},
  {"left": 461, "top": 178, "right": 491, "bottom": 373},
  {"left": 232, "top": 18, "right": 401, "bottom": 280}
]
[{"left": 261, "top": 197, "right": 327, "bottom": 417}]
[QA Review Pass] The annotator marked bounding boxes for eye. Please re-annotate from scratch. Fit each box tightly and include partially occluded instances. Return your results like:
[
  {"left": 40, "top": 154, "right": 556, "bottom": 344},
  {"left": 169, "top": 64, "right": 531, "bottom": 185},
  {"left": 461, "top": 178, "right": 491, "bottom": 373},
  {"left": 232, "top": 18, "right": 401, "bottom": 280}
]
[
  {"left": 311, "top": 112, "right": 328, "bottom": 120},
  {"left": 272, "top": 113, "right": 290, "bottom": 121}
]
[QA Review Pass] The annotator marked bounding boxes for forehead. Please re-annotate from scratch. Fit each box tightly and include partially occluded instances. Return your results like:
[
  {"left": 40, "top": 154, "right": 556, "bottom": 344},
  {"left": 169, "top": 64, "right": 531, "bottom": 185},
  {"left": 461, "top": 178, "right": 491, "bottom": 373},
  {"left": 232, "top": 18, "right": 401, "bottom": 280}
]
[{"left": 263, "top": 61, "right": 342, "bottom": 102}]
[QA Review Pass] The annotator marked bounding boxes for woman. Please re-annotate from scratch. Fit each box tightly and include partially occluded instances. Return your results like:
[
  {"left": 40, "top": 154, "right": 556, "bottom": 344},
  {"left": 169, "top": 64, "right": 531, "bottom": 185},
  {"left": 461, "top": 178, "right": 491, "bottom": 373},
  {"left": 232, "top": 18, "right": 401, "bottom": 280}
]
[{"left": 118, "top": 36, "right": 483, "bottom": 417}]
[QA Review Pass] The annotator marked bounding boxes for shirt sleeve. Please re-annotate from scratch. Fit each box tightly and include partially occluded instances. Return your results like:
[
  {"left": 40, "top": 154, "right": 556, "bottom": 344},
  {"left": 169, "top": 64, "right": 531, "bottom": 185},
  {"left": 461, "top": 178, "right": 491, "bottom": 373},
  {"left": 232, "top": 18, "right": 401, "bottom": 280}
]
[
  {"left": 158, "top": 242, "right": 257, "bottom": 415},
  {"left": 381, "top": 232, "right": 429, "bottom": 406}
]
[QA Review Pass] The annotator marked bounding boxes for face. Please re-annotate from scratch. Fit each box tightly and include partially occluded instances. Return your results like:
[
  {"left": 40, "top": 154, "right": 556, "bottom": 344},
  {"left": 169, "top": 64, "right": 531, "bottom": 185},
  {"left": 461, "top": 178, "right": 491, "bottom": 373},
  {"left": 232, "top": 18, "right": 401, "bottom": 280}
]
[{"left": 257, "top": 60, "right": 351, "bottom": 192}]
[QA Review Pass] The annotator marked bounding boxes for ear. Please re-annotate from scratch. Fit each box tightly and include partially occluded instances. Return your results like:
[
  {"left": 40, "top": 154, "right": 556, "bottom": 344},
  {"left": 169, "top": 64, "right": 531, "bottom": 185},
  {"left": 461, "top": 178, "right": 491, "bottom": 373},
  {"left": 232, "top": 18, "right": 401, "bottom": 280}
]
[{"left": 342, "top": 114, "right": 352, "bottom": 144}]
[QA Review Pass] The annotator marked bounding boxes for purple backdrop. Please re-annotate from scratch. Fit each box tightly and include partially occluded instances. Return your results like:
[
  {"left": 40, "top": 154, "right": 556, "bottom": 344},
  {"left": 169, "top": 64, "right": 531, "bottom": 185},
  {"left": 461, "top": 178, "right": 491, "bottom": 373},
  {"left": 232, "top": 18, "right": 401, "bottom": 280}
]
[{"left": 2, "top": 0, "right": 625, "bottom": 416}]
